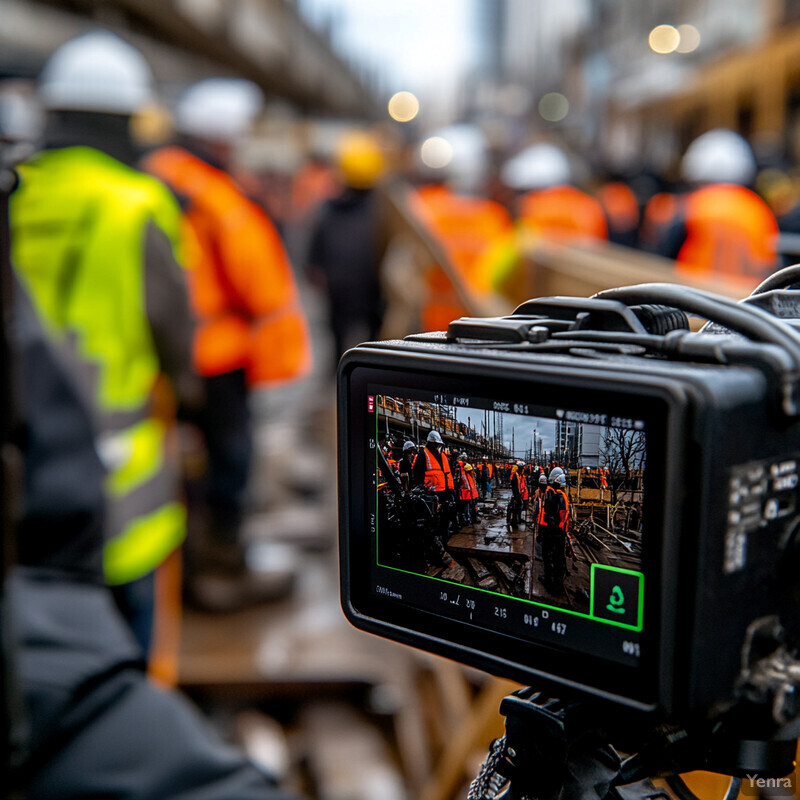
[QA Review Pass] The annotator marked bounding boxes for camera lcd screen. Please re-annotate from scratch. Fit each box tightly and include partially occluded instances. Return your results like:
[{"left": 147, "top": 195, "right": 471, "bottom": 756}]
[{"left": 362, "top": 380, "right": 650, "bottom": 671}]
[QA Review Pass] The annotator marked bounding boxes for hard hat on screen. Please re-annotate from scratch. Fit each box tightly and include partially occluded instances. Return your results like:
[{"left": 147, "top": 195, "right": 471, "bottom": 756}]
[
  {"left": 501, "top": 143, "right": 571, "bottom": 191},
  {"left": 427, "top": 430, "right": 444, "bottom": 445},
  {"left": 680, "top": 128, "right": 757, "bottom": 186},
  {"left": 335, "top": 131, "right": 385, "bottom": 188},
  {"left": 175, "top": 78, "right": 263, "bottom": 142},
  {"left": 39, "top": 30, "right": 154, "bottom": 114}
]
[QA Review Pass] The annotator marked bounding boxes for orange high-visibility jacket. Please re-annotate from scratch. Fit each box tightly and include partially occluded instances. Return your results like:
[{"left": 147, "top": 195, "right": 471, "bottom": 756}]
[
  {"left": 457, "top": 462, "right": 473, "bottom": 501},
  {"left": 466, "top": 471, "right": 478, "bottom": 499},
  {"left": 423, "top": 447, "right": 454, "bottom": 492},
  {"left": 677, "top": 184, "right": 779, "bottom": 282},
  {"left": 597, "top": 182, "right": 639, "bottom": 236},
  {"left": 412, "top": 184, "right": 514, "bottom": 332},
  {"left": 519, "top": 185, "right": 608, "bottom": 242},
  {"left": 143, "top": 147, "right": 311, "bottom": 385}
]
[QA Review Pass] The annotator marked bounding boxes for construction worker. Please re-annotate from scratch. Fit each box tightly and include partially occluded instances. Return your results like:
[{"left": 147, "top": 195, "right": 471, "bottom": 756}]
[
  {"left": 10, "top": 31, "right": 196, "bottom": 653},
  {"left": 507, "top": 462, "right": 524, "bottom": 529},
  {"left": 502, "top": 143, "right": 608, "bottom": 242},
  {"left": 398, "top": 440, "right": 418, "bottom": 491},
  {"left": 464, "top": 462, "right": 480, "bottom": 522},
  {"left": 538, "top": 471, "right": 568, "bottom": 595},
  {"left": 486, "top": 458, "right": 495, "bottom": 497},
  {"left": 596, "top": 179, "right": 640, "bottom": 248},
  {"left": 412, "top": 124, "right": 515, "bottom": 332},
  {"left": 307, "top": 130, "right": 389, "bottom": 368},
  {"left": 519, "top": 461, "right": 531, "bottom": 521},
  {"left": 660, "top": 129, "right": 779, "bottom": 286},
  {"left": 455, "top": 453, "right": 474, "bottom": 527},
  {"left": 143, "top": 77, "right": 312, "bottom": 611},
  {"left": 413, "top": 430, "right": 455, "bottom": 564}
]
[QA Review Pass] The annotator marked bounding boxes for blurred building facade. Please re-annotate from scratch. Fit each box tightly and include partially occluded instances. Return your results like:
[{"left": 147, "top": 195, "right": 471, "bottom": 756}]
[{"left": 465, "top": 0, "right": 800, "bottom": 177}]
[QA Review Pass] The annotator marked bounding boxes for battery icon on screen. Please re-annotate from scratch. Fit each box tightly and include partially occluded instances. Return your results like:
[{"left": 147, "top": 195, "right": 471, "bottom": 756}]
[{"left": 368, "top": 396, "right": 375, "bottom": 413}]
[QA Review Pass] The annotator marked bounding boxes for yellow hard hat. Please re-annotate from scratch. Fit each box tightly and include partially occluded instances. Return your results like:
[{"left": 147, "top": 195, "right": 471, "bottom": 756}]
[{"left": 336, "top": 131, "right": 385, "bottom": 189}]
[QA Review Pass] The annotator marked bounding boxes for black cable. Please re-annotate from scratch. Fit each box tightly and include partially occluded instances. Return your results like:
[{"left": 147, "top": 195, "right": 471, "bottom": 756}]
[
  {"left": 593, "top": 283, "right": 800, "bottom": 373},
  {"left": 750, "top": 264, "right": 800, "bottom": 295}
]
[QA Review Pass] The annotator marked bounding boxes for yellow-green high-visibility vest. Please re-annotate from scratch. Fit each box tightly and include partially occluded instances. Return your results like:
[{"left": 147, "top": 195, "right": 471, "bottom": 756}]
[{"left": 11, "top": 146, "right": 186, "bottom": 585}]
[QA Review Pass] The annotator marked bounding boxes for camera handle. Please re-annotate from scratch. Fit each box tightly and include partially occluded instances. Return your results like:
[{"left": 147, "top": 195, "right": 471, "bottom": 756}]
[{"left": 467, "top": 686, "right": 800, "bottom": 800}]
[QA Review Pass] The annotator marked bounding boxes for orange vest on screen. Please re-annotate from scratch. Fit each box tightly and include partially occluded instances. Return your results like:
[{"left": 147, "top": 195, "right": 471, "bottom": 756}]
[
  {"left": 143, "top": 147, "right": 311, "bottom": 385},
  {"left": 457, "top": 462, "right": 473, "bottom": 501},
  {"left": 412, "top": 184, "right": 515, "bottom": 332},
  {"left": 677, "top": 184, "right": 778, "bottom": 282},
  {"left": 423, "top": 447, "right": 454, "bottom": 492},
  {"left": 518, "top": 185, "right": 608, "bottom": 242},
  {"left": 466, "top": 470, "right": 478, "bottom": 499}
]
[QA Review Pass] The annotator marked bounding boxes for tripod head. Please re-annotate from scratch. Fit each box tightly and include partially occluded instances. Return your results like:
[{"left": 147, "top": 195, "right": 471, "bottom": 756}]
[{"left": 470, "top": 664, "right": 799, "bottom": 800}]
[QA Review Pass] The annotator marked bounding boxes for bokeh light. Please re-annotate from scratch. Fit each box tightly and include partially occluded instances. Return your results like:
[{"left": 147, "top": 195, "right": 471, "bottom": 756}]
[
  {"left": 538, "top": 92, "right": 569, "bottom": 123},
  {"left": 387, "top": 90, "right": 420, "bottom": 122},
  {"left": 420, "top": 136, "right": 453, "bottom": 169},
  {"left": 649, "top": 24, "right": 680, "bottom": 54},
  {"left": 676, "top": 24, "right": 701, "bottom": 53}
]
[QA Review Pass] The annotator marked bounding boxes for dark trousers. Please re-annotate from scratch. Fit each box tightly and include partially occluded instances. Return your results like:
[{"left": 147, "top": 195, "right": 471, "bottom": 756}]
[
  {"left": 201, "top": 369, "right": 252, "bottom": 543},
  {"left": 541, "top": 524, "right": 567, "bottom": 588}
]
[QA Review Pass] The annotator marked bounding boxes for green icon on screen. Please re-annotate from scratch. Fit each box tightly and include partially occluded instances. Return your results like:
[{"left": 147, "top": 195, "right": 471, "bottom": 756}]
[{"left": 606, "top": 585, "right": 626, "bottom": 614}]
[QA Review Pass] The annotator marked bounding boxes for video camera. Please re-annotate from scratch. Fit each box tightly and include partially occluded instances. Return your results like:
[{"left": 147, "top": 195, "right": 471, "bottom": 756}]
[{"left": 338, "top": 275, "right": 800, "bottom": 789}]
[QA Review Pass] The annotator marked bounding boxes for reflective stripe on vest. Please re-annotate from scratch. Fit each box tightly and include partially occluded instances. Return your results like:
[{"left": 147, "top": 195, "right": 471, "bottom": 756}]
[
  {"left": 11, "top": 146, "right": 186, "bottom": 582},
  {"left": 423, "top": 447, "right": 453, "bottom": 491}
]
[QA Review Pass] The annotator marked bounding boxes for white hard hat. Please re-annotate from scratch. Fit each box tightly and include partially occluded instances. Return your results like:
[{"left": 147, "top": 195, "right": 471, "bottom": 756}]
[
  {"left": 680, "top": 128, "right": 757, "bottom": 186},
  {"left": 175, "top": 78, "right": 263, "bottom": 142},
  {"left": 556, "top": 474, "right": 566, "bottom": 487},
  {"left": 501, "top": 143, "right": 571, "bottom": 191},
  {"left": 539, "top": 474, "right": 548, "bottom": 484},
  {"left": 403, "top": 440, "right": 416, "bottom": 452},
  {"left": 517, "top": 460, "right": 525, "bottom": 467},
  {"left": 549, "top": 467, "right": 565, "bottom": 484},
  {"left": 427, "top": 431, "right": 444, "bottom": 445},
  {"left": 420, "top": 123, "right": 489, "bottom": 194},
  {"left": 39, "top": 31, "right": 154, "bottom": 114}
]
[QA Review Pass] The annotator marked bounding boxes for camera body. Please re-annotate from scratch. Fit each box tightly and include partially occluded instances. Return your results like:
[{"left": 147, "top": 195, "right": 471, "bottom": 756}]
[{"left": 338, "top": 287, "right": 800, "bottom": 724}]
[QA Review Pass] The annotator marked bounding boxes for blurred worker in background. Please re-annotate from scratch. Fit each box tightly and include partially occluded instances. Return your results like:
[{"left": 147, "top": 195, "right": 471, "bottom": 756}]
[
  {"left": 307, "top": 130, "right": 389, "bottom": 370},
  {"left": 502, "top": 142, "right": 608, "bottom": 242},
  {"left": 144, "top": 78, "right": 312, "bottom": 612},
  {"left": 398, "top": 440, "right": 418, "bottom": 492},
  {"left": 596, "top": 178, "right": 640, "bottom": 248},
  {"left": 496, "top": 142, "right": 608, "bottom": 303},
  {"left": 411, "top": 123, "right": 515, "bottom": 332},
  {"left": 10, "top": 30, "right": 195, "bottom": 656},
  {"left": 659, "top": 128, "right": 779, "bottom": 285}
]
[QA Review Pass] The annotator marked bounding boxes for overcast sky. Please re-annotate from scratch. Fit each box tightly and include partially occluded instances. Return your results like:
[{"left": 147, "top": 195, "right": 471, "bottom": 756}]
[
  {"left": 453, "top": 408, "right": 557, "bottom": 458},
  {"left": 298, "top": 0, "right": 476, "bottom": 103}
]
